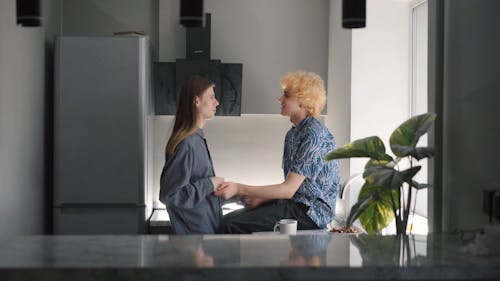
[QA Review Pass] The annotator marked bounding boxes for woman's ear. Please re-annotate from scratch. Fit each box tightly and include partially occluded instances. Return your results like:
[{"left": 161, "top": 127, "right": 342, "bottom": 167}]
[{"left": 194, "top": 97, "right": 200, "bottom": 106}]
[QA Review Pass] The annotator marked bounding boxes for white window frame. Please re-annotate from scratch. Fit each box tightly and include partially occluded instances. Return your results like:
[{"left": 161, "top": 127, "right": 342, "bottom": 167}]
[{"left": 407, "top": 0, "right": 429, "bottom": 234}]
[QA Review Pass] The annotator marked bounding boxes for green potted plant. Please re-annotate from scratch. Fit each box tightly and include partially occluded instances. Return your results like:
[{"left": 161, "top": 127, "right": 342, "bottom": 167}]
[{"left": 325, "top": 113, "right": 437, "bottom": 234}]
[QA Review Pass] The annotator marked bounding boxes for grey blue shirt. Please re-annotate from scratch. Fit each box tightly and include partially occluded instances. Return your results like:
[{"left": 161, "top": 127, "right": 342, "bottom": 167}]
[
  {"left": 283, "top": 116, "right": 340, "bottom": 228},
  {"left": 160, "top": 129, "right": 223, "bottom": 234}
]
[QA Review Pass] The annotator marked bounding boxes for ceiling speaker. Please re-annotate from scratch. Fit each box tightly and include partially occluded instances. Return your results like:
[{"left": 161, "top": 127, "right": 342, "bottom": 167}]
[
  {"left": 16, "top": 0, "right": 42, "bottom": 27},
  {"left": 342, "top": 0, "right": 366, "bottom": 29},
  {"left": 180, "top": 0, "right": 204, "bottom": 28}
]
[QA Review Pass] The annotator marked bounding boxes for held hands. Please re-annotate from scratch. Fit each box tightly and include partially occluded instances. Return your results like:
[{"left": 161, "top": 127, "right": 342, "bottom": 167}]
[
  {"left": 210, "top": 177, "right": 225, "bottom": 192},
  {"left": 241, "top": 196, "right": 266, "bottom": 209},
  {"left": 214, "top": 182, "right": 239, "bottom": 200},
  {"left": 214, "top": 182, "right": 266, "bottom": 208}
]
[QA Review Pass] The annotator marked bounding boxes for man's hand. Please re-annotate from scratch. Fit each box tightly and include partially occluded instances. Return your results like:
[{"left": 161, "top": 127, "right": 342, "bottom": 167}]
[{"left": 214, "top": 182, "right": 239, "bottom": 199}]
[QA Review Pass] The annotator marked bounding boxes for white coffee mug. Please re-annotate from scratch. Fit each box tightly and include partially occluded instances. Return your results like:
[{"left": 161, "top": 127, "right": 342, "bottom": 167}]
[{"left": 273, "top": 219, "right": 297, "bottom": 235}]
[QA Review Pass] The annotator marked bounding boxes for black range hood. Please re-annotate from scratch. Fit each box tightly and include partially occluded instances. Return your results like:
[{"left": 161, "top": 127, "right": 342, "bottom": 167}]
[{"left": 154, "top": 13, "right": 243, "bottom": 116}]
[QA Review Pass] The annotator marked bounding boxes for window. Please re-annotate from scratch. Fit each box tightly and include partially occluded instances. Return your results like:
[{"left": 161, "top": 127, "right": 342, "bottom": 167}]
[{"left": 409, "top": 0, "right": 428, "bottom": 235}]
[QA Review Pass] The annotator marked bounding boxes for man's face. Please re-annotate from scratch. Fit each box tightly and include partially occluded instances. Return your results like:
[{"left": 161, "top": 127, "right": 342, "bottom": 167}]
[{"left": 278, "top": 90, "right": 302, "bottom": 117}]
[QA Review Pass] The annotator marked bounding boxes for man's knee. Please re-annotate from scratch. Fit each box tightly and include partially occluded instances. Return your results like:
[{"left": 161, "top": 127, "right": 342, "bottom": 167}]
[
  {"left": 217, "top": 216, "right": 234, "bottom": 234},
  {"left": 218, "top": 215, "right": 247, "bottom": 234}
]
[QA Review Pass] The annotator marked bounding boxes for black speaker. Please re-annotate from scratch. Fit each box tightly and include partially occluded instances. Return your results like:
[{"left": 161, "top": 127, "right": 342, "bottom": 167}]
[
  {"left": 16, "top": 0, "right": 42, "bottom": 27},
  {"left": 180, "top": 0, "right": 204, "bottom": 28},
  {"left": 342, "top": 0, "right": 366, "bottom": 29}
]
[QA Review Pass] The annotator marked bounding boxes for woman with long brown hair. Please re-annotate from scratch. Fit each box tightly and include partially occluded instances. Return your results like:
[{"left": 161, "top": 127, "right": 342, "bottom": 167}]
[{"left": 160, "top": 75, "right": 224, "bottom": 234}]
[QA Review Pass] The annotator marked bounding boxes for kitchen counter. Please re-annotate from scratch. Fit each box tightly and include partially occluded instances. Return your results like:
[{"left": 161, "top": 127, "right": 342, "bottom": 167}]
[{"left": 1, "top": 230, "right": 499, "bottom": 281}]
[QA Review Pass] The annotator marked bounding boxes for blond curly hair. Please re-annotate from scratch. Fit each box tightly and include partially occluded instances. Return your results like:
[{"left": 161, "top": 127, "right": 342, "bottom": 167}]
[{"left": 280, "top": 71, "right": 326, "bottom": 117}]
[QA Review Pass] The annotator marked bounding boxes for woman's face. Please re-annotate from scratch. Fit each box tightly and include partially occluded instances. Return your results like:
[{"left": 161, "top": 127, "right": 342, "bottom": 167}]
[
  {"left": 279, "top": 90, "right": 302, "bottom": 117},
  {"left": 196, "top": 86, "right": 219, "bottom": 120}
]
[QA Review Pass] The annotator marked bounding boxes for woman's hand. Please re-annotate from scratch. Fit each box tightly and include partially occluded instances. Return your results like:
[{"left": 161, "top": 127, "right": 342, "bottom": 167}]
[
  {"left": 214, "top": 182, "right": 240, "bottom": 199},
  {"left": 210, "top": 177, "right": 225, "bottom": 191},
  {"left": 242, "top": 196, "right": 267, "bottom": 209}
]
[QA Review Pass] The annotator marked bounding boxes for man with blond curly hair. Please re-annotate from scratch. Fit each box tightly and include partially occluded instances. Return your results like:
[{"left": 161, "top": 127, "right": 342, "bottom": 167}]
[{"left": 215, "top": 71, "right": 340, "bottom": 234}]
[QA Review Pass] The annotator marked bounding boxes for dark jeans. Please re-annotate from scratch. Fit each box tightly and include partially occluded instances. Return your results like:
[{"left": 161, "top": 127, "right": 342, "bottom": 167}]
[{"left": 217, "top": 199, "right": 319, "bottom": 234}]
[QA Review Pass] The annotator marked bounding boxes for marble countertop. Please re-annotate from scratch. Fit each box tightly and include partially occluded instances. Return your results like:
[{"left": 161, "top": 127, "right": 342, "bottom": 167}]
[{"left": 1, "top": 232, "right": 499, "bottom": 281}]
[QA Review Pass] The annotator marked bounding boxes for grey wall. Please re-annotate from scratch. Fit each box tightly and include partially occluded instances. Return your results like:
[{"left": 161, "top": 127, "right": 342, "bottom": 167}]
[
  {"left": 430, "top": 0, "right": 500, "bottom": 232},
  {"left": 0, "top": 0, "right": 61, "bottom": 235},
  {"left": 62, "top": 0, "right": 159, "bottom": 59},
  {"left": 159, "top": 0, "right": 330, "bottom": 114}
]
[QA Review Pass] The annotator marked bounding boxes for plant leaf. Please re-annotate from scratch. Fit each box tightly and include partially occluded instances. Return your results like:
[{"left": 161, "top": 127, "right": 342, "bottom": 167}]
[
  {"left": 364, "top": 165, "right": 421, "bottom": 189},
  {"left": 357, "top": 183, "right": 398, "bottom": 234},
  {"left": 325, "top": 136, "right": 393, "bottom": 161},
  {"left": 346, "top": 192, "right": 374, "bottom": 228},
  {"left": 363, "top": 165, "right": 397, "bottom": 188},
  {"left": 364, "top": 159, "right": 390, "bottom": 168},
  {"left": 399, "top": 166, "right": 422, "bottom": 183},
  {"left": 410, "top": 180, "right": 432, "bottom": 190},
  {"left": 390, "top": 146, "right": 435, "bottom": 160},
  {"left": 364, "top": 158, "right": 394, "bottom": 170},
  {"left": 390, "top": 113, "right": 437, "bottom": 157}
]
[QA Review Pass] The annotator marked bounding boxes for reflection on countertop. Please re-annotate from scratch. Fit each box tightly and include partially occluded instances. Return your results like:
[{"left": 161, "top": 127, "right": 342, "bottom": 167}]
[{"left": 0, "top": 231, "right": 499, "bottom": 281}]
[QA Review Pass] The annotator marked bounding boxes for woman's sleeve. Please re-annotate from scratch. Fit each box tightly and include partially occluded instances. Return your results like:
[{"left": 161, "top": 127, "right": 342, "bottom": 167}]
[{"left": 159, "top": 143, "right": 214, "bottom": 209}]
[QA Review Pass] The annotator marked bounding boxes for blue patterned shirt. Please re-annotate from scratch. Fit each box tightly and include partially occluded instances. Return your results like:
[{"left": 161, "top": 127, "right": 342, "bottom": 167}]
[{"left": 283, "top": 116, "right": 340, "bottom": 228}]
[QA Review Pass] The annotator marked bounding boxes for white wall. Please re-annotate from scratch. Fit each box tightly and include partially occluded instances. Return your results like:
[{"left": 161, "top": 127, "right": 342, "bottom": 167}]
[
  {"left": 326, "top": 0, "right": 352, "bottom": 185},
  {"left": 0, "top": 0, "right": 60, "bottom": 234},
  {"left": 159, "top": 0, "right": 330, "bottom": 114},
  {"left": 348, "top": 0, "right": 411, "bottom": 213}
]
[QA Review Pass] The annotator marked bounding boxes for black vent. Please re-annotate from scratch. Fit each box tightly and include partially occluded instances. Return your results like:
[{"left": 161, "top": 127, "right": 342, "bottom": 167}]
[
  {"left": 186, "top": 13, "right": 211, "bottom": 59},
  {"left": 154, "top": 13, "right": 243, "bottom": 116}
]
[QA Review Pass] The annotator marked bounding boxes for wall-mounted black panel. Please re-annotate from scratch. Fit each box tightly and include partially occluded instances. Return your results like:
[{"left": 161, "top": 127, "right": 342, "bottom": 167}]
[
  {"left": 155, "top": 13, "right": 242, "bottom": 116},
  {"left": 176, "top": 59, "right": 221, "bottom": 100},
  {"left": 153, "top": 62, "right": 176, "bottom": 115},
  {"left": 219, "top": 63, "right": 242, "bottom": 116},
  {"left": 154, "top": 60, "right": 242, "bottom": 116}
]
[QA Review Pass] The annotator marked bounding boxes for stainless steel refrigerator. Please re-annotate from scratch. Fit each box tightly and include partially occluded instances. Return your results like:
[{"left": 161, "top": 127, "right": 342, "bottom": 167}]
[{"left": 54, "top": 36, "right": 153, "bottom": 234}]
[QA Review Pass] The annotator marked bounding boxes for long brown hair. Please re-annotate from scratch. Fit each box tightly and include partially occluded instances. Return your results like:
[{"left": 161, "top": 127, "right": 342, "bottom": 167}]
[{"left": 165, "top": 75, "right": 215, "bottom": 156}]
